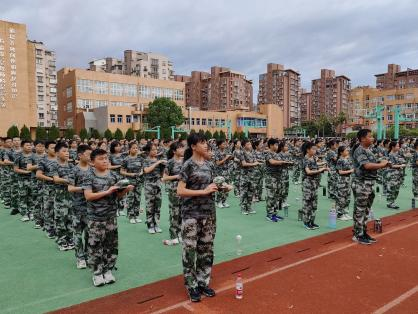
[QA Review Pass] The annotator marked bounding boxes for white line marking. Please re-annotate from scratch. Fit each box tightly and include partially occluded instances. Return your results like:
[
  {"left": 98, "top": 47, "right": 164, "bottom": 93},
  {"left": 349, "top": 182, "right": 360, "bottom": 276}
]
[
  {"left": 372, "top": 285, "right": 418, "bottom": 314},
  {"left": 182, "top": 303, "right": 195, "bottom": 312},
  {"left": 151, "top": 220, "right": 418, "bottom": 314}
]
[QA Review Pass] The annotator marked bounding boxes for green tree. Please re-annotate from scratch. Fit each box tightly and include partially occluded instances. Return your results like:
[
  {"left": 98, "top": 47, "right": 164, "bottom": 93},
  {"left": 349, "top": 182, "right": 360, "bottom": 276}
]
[
  {"left": 90, "top": 128, "right": 101, "bottom": 139},
  {"left": 20, "top": 125, "right": 31, "bottom": 140},
  {"left": 213, "top": 130, "right": 220, "bottom": 140},
  {"left": 64, "top": 128, "right": 75, "bottom": 139},
  {"left": 125, "top": 128, "right": 135, "bottom": 141},
  {"left": 190, "top": 129, "right": 196, "bottom": 134},
  {"left": 35, "top": 126, "right": 47, "bottom": 141},
  {"left": 219, "top": 130, "right": 226, "bottom": 140},
  {"left": 7, "top": 125, "right": 19, "bottom": 138},
  {"left": 204, "top": 130, "right": 213, "bottom": 139},
  {"left": 233, "top": 131, "right": 239, "bottom": 140},
  {"left": 136, "top": 130, "right": 144, "bottom": 141},
  {"left": 146, "top": 97, "right": 185, "bottom": 139},
  {"left": 79, "top": 128, "right": 89, "bottom": 141},
  {"left": 104, "top": 129, "right": 113, "bottom": 140},
  {"left": 114, "top": 128, "right": 124, "bottom": 140},
  {"left": 198, "top": 129, "right": 205, "bottom": 136},
  {"left": 48, "top": 125, "right": 60, "bottom": 140}
]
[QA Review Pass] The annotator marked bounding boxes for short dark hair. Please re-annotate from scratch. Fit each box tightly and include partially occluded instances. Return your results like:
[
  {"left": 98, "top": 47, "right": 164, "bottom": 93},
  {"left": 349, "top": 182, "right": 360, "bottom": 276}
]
[
  {"left": 34, "top": 140, "right": 44, "bottom": 146},
  {"left": 357, "top": 129, "right": 372, "bottom": 141},
  {"left": 45, "top": 141, "right": 56, "bottom": 149},
  {"left": 267, "top": 138, "right": 278, "bottom": 148},
  {"left": 21, "top": 140, "right": 32, "bottom": 147},
  {"left": 91, "top": 148, "right": 108, "bottom": 161},
  {"left": 77, "top": 144, "right": 91, "bottom": 155},
  {"left": 54, "top": 141, "right": 68, "bottom": 153},
  {"left": 110, "top": 141, "right": 121, "bottom": 154}
]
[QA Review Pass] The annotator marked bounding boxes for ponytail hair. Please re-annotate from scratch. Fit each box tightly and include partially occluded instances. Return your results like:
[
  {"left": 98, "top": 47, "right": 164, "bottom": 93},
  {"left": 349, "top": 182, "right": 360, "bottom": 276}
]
[
  {"left": 167, "top": 141, "right": 184, "bottom": 160},
  {"left": 301, "top": 141, "right": 314, "bottom": 156},
  {"left": 184, "top": 133, "right": 207, "bottom": 162},
  {"left": 337, "top": 145, "right": 346, "bottom": 160}
]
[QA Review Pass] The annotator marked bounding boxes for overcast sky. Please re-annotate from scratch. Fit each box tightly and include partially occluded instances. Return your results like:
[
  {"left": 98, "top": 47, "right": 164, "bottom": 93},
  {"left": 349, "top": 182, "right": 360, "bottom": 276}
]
[{"left": 2, "top": 0, "right": 418, "bottom": 93}]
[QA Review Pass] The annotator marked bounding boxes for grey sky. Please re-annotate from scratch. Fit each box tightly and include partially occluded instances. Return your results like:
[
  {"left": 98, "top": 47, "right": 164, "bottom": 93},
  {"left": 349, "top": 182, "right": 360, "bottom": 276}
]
[{"left": 2, "top": 0, "right": 418, "bottom": 92}]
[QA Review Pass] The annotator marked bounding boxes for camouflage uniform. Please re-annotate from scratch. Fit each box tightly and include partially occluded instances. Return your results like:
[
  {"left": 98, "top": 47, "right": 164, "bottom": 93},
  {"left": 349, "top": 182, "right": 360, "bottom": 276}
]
[
  {"left": 278, "top": 151, "right": 292, "bottom": 203},
  {"left": 110, "top": 153, "right": 127, "bottom": 214},
  {"left": 290, "top": 144, "right": 302, "bottom": 183},
  {"left": 213, "top": 148, "right": 231, "bottom": 204},
  {"left": 326, "top": 149, "right": 338, "bottom": 200},
  {"left": 83, "top": 169, "right": 119, "bottom": 276},
  {"left": 265, "top": 150, "right": 282, "bottom": 216},
  {"left": 166, "top": 158, "right": 183, "bottom": 239},
  {"left": 31, "top": 153, "right": 45, "bottom": 226},
  {"left": 69, "top": 149, "right": 78, "bottom": 165},
  {"left": 3, "top": 149, "right": 20, "bottom": 211},
  {"left": 178, "top": 158, "right": 216, "bottom": 290},
  {"left": 68, "top": 165, "right": 91, "bottom": 260},
  {"left": 52, "top": 161, "right": 74, "bottom": 246},
  {"left": 301, "top": 156, "right": 321, "bottom": 224},
  {"left": 14, "top": 151, "right": 34, "bottom": 217},
  {"left": 0, "top": 148, "right": 5, "bottom": 202},
  {"left": 239, "top": 149, "right": 257, "bottom": 213},
  {"left": 143, "top": 157, "right": 163, "bottom": 229},
  {"left": 336, "top": 157, "right": 353, "bottom": 216},
  {"left": 352, "top": 145, "right": 377, "bottom": 237},
  {"left": 38, "top": 157, "right": 58, "bottom": 235},
  {"left": 386, "top": 152, "right": 404, "bottom": 204},
  {"left": 412, "top": 151, "right": 418, "bottom": 198},
  {"left": 232, "top": 149, "right": 243, "bottom": 196},
  {"left": 121, "top": 155, "right": 144, "bottom": 219},
  {"left": 253, "top": 150, "right": 266, "bottom": 200}
]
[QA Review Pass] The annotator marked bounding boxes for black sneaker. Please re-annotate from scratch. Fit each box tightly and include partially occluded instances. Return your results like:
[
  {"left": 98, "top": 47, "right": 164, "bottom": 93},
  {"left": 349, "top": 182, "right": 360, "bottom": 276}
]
[
  {"left": 188, "top": 288, "right": 201, "bottom": 302},
  {"left": 304, "top": 222, "right": 314, "bottom": 230},
  {"left": 364, "top": 233, "right": 377, "bottom": 243},
  {"left": 311, "top": 223, "right": 320, "bottom": 229},
  {"left": 352, "top": 235, "right": 371, "bottom": 245},
  {"left": 10, "top": 209, "right": 19, "bottom": 215},
  {"left": 198, "top": 285, "right": 216, "bottom": 297},
  {"left": 387, "top": 203, "right": 399, "bottom": 209}
]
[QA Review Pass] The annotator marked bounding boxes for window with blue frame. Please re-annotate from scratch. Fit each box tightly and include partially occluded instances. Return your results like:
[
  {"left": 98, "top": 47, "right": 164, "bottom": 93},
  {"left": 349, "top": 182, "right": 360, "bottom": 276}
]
[{"left": 237, "top": 117, "right": 267, "bottom": 128}]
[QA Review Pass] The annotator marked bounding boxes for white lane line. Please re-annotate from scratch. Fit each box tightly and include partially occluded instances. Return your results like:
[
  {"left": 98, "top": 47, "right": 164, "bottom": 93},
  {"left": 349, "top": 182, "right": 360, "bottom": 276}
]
[
  {"left": 372, "top": 285, "right": 418, "bottom": 314},
  {"left": 151, "top": 220, "right": 418, "bottom": 314}
]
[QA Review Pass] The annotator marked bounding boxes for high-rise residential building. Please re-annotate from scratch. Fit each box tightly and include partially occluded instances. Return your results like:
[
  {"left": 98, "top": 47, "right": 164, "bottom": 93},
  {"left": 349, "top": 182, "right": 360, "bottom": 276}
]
[
  {"left": 299, "top": 89, "right": 312, "bottom": 123},
  {"left": 179, "top": 66, "right": 253, "bottom": 112},
  {"left": 0, "top": 19, "right": 41, "bottom": 135},
  {"left": 89, "top": 57, "right": 123, "bottom": 74},
  {"left": 30, "top": 40, "right": 58, "bottom": 127},
  {"left": 258, "top": 63, "right": 301, "bottom": 128},
  {"left": 311, "top": 69, "right": 351, "bottom": 119},
  {"left": 375, "top": 64, "right": 418, "bottom": 90},
  {"left": 123, "top": 50, "right": 174, "bottom": 80}
]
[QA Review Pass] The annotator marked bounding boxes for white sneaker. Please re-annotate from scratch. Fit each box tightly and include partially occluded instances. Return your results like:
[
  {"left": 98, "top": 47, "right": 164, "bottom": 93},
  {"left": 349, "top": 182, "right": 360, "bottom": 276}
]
[
  {"left": 154, "top": 225, "right": 162, "bottom": 233},
  {"left": 29, "top": 213, "right": 34, "bottom": 220},
  {"left": 337, "top": 215, "right": 350, "bottom": 221},
  {"left": 20, "top": 215, "right": 30, "bottom": 222},
  {"left": 92, "top": 274, "right": 105, "bottom": 287},
  {"left": 103, "top": 270, "right": 116, "bottom": 284},
  {"left": 222, "top": 202, "right": 230, "bottom": 208},
  {"left": 283, "top": 203, "right": 289, "bottom": 208},
  {"left": 135, "top": 218, "right": 142, "bottom": 223},
  {"left": 76, "top": 259, "right": 87, "bottom": 269},
  {"left": 171, "top": 238, "right": 180, "bottom": 245},
  {"left": 129, "top": 218, "right": 137, "bottom": 224},
  {"left": 148, "top": 228, "right": 156, "bottom": 234},
  {"left": 216, "top": 202, "right": 224, "bottom": 208},
  {"left": 34, "top": 224, "right": 41, "bottom": 229},
  {"left": 249, "top": 209, "right": 257, "bottom": 214},
  {"left": 344, "top": 214, "right": 352, "bottom": 220},
  {"left": 119, "top": 211, "right": 126, "bottom": 216}
]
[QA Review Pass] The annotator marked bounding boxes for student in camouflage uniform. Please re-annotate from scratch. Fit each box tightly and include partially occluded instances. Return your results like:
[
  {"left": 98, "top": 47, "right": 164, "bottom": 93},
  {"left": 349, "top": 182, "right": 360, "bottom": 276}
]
[
  {"left": 177, "top": 133, "right": 232, "bottom": 302},
  {"left": 301, "top": 142, "right": 328, "bottom": 230},
  {"left": 335, "top": 146, "right": 354, "bottom": 220},
  {"left": 3, "top": 137, "right": 22, "bottom": 215},
  {"left": 52, "top": 142, "right": 74, "bottom": 251},
  {"left": 0, "top": 138, "right": 5, "bottom": 204},
  {"left": 31, "top": 141, "right": 46, "bottom": 228},
  {"left": 291, "top": 139, "right": 303, "bottom": 184},
  {"left": 36, "top": 141, "right": 58, "bottom": 239},
  {"left": 68, "top": 140, "right": 78, "bottom": 165},
  {"left": 68, "top": 144, "right": 92, "bottom": 269},
  {"left": 214, "top": 139, "right": 232, "bottom": 208},
  {"left": 277, "top": 142, "right": 293, "bottom": 207},
  {"left": 143, "top": 143, "right": 167, "bottom": 234},
  {"left": 1, "top": 138, "right": 16, "bottom": 212},
  {"left": 253, "top": 139, "right": 266, "bottom": 202},
  {"left": 231, "top": 140, "right": 242, "bottom": 197},
  {"left": 109, "top": 141, "right": 127, "bottom": 216},
  {"left": 325, "top": 140, "right": 338, "bottom": 200},
  {"left": 351, "top": 129, "right": 389, "bottom": 245},
  {"left": 412, "top": 141, "right": 418, "bottom": 200},
  {"left": 239, "top": 139, "right": 259, "bottom": 215},
  {"left": 83, "top": 148, "right": 134, "bottom": 287},
  {"left": 386, "top": 141, "right": 407, "bottom": 209},
  {"left": 162, "top": 141, "right": 185, "bottom": 245},
  {"left": 13, "top": 140, "right": 35, "bottom": 221},
  {"left": 381, "top": 139, "right": 390, "bottom": 195},
  {"left": 120, "top": 142, "right": 144, "bottom": 224}
]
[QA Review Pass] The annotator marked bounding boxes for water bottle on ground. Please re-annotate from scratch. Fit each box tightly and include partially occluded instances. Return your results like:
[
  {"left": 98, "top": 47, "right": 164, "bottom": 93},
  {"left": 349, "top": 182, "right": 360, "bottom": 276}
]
[
  {"left": 369, "top": 209, "right": 375, "bottom": 220},
  {"left": 328, "top": 203, "right": 337, "bottom": 229},
  {"left": 235, "top": 274, "right": 243, "bottom": 299},
  {"left": 236, "top": 235, "right": 242, "bottom": 256}
]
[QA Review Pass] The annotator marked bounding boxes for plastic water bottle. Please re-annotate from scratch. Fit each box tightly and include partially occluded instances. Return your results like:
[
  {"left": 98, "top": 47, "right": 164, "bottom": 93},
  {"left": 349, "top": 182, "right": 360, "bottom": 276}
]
[
  {"left": 328, "top": 205, "right": 337, "bottom": 229},
  {"left": 369, "top": 209, "right": 375, "bottom": 220},
  {"left": 236, "top": 235, "right": 242, "bottom": 256},
  {"left": 235, "top": 274, "right": 243, "bottom": 299},
  {"left": 412, "top": 198, "right": 416, "bottom": 209}
]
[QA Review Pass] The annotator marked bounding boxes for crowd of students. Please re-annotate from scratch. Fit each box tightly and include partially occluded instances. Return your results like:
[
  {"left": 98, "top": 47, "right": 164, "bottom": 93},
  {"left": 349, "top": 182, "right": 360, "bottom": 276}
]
[{"left": 0, "top": 129, "right": 417, "bottom": 302}]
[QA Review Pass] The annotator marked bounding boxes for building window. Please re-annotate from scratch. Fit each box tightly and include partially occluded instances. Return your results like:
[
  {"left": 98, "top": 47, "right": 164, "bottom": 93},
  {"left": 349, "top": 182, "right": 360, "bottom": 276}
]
[
  {"left": 95, "top": 81, "right": 108, "bottom": 95},
  {"left": 124, "top": 84, "right": 137, "bottom": 97},
  {"left": 208, "top": 119, "right": 213, "bottom": 126},
  {"left": 66, "top": 102, "right": 72, "bottom": 112},
  {"left": 196, "top": 118, "right": 200, "bottom": 125},
  {"left": 191, "top": 118, "right": 195, "bottom": 125},
  {"left": 38, "top": 113, "right": 44, "bottom": 119},
  {"left": 37, "top": 76, "right": 43, "bottom": 83},
  {"left": 36, "top": 49, "right": 42, "bottom": 56},
  {"left": 38, "top": 95, "right": 44, "bottom": 101},
  {"left": 117, "top": 115, "right": 123, "bottom": 123},
  {"left": 110, "top": 114, "right": 115, "bottom": 123},
  {"left": 126, "top": 115, "right": 132, "bottom": 123},
  {"left": 66, "top": 86, "right": 72, "bottom": 98},
  {"left": 36, "top": 57, "right": 42, "bottom": 65},
  {"left": 202, "top": 119, "right": 206, "bottom": 126},
  {"left": 66, "top": 118, "right": 73, "bottom": 128},
  {"left": 110, "top": 83, "right": 123, "bottom": 96},
  {"left": 76, "top": 98, "right": 94, "bottom": 109},
  {"left": 77, "top": 79, "right": 94, "bottom": 93},
  {"left": 95, "top": 100, "right": 108, "bottom": 108}
]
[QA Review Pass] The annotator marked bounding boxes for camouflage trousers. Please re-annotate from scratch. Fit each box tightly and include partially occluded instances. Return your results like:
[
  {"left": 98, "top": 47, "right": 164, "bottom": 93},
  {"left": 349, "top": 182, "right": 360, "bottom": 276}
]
[
  {"left": 2, "top": 168, "right": 13, "bottom": 207},
  {"left": 126, "top": 178, "right": 143, "bottom": 219},
  {"left": 0, "top": 168, "right": 5, "bottom": 201},
  {"left": 32, "top": 180, "right": 44, "bottom": 225},
  {"left": 87, "top": 217, "right": 118, "bottom": 275},
  {"left": 18, "top": 176, "right": 34, "bottom": 216},
  {"left": 10, "top": 173, "right": 19, "bottom": 211},
  {"left": 239, "top": 172, "right": 256, "bottom": 213},
  {"left": 254, "top": 165, "right": 265, "bottom": 200},
  {"left": 292, "top": 160, "right": 301, "bottom": 183},
  {"left": 336, "top": 176, "right": 351, "bottom": 215},
  {"left": 279, "top": 171, "right": 290, "bottom": 202},
  {"left": 181, "top": 215, "right": 216, "bottom": 290},
  {"left": 215, "top": 170, "right": 230, "bottom": 204},
  {"left": 54, "top": 189, "right": 73, "bottom": 245},
  {"left": 413, "top": 168, "right": 418, "bottom": 198},
  {"left": 382, "top": 169, "right": 389, "bottom": 193},
  {"left": 265, "top": 174, "right": 281, "bottom": 216},
  {"left": 302, "top": 177, "right": 320, "bottom": 224},
  {"left": 327, "top": 171, "right": 338, "bottom": 200},
  {"left": 42, "top": 184, "right": 56, "bottom": 234},
  {"left": 73, "top": 210, "right": 89, "bottom": 260},
  {"left": 232, "top": 166, "right": 241, "bottom": 196},
  {"left": 168, "top": 188, "right": 182, "bottom": 239},
  {"left": 352, "top": 179, "right": 375, "bottom": 237},
  {"left": 386, "top": 172, "right": 402, "bottom": 204},
  {"left": 144, "top": 179, "right": 162, "bottom": 228}
]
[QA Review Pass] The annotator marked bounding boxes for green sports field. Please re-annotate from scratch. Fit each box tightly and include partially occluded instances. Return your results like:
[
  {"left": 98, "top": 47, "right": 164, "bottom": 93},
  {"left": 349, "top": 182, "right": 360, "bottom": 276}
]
[{"left": 0, "top": 173, "right": 415, "bottom": 313}]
